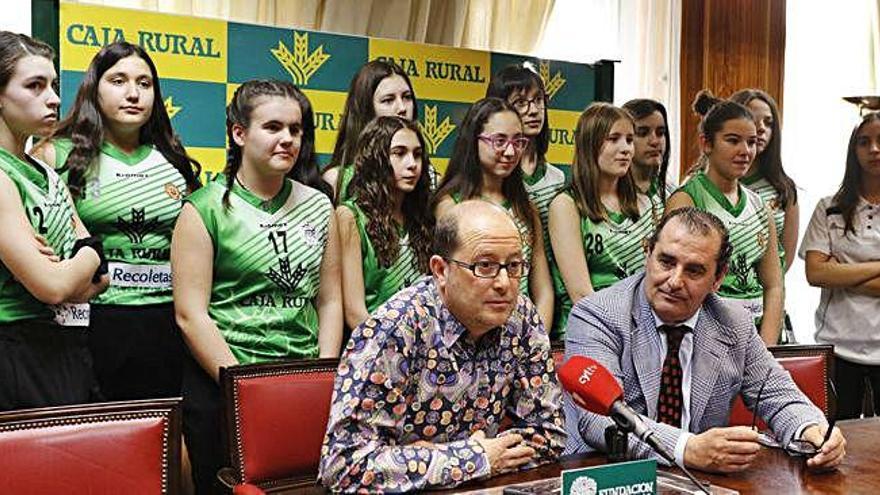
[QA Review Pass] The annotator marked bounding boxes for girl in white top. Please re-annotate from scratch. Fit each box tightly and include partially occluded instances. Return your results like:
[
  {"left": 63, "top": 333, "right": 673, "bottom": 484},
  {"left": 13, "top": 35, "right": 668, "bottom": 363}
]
[{"left": 800, "top": 112, "right": 880, "bottom": 419}]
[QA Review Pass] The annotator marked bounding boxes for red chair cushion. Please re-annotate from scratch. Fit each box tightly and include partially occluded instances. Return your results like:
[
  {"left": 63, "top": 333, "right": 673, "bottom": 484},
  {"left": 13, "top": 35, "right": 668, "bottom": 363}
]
[
  {"left": 729, "top": 354, "right": 827, "bottom": 427},
  {"left": 0, "top": 416, "right": 167, "bottom": 494},
  {"left": 235, "top": 370, "right": 335, "bottom": 483}
]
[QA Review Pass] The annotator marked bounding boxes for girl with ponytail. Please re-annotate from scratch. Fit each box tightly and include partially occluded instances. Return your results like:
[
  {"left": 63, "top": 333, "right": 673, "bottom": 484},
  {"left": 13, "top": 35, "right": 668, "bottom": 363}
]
[
  {"left": 0, "top": 31, "right": 107, "bottom": 411},
  {"left": 666, "top": 90, "right": 783, "bottom": 346}
]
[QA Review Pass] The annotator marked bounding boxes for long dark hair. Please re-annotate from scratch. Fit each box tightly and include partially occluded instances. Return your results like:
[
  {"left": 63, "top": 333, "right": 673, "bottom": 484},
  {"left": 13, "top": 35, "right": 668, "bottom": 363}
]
[
  {"left": 570, "top": 102, "right": 639, "bottom": 222},
  {"left": 433, "top": 97, "right": 536, "bottom": 244},
  {"left": 223, "top": 79, "right": 330, "bottom": 207},
  {"left": 485, "top": 63, "right": 550, "bottom": 166},
  {"left": 730, "top": 88, "right": 797, "bottom": 208},
  {"left": 48, "top": 42, "right": 200, "bottom": 198},
  {"left": 835, "top": 112, "right": 880, "bottom": 235},
  {"left": 689, "top": 89, "right": 755, "bottom": 175},
  {"left": 0, "top": 31, "right": 53, "bottom": 91},
  {"left": 622, "top": 98, "right": 670, "bottom": 203},
  {"left": 348, "top": 116, "right": 434, "bottom": 271},
  {"left": 329, "top": 60, "right": 418, "bottom": 181}
]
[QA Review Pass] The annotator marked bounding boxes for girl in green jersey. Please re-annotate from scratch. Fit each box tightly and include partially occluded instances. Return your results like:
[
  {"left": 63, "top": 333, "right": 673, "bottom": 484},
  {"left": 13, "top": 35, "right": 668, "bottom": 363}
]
[
  {"left": 172, "top": 80, "right": 342, "bottom": 494},
  {"left": 622, "top": 98, "right": 673, "bottom": 208},
  {"left": 548, "top": 103, "right": 655, "bottom": 335},
  {"left": 433, "top": 97, "right": 554, "bottom": 328},
  {"left": 731, "top": 89, "right": 799, "bottom": 271},
  {"left": 0, "top": 31, "right": 107, "bottom": 410},
  {"left": 667, "top": 91, "right": 783, "bottom": 346},
  {"left": 323, "top": 60, "right": 425, "bottom": 203},
  {"left": 337, "top": 116, "right": 434, "bottom": 330},
  {"left": 731, "top": 89, "right": 799, "bottom": 344},
  {"left": 33, "top": 42, "right": 202, "bottom": 402}
]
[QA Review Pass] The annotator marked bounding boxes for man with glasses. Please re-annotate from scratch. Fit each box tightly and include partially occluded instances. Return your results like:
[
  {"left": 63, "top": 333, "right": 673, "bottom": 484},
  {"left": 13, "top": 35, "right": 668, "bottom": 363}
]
[
  {"left": 320, "top": 200, "right": 566, "bottom": 492},
  {"left": 563, "top": 207, "right": 846, "bottom": 473}
]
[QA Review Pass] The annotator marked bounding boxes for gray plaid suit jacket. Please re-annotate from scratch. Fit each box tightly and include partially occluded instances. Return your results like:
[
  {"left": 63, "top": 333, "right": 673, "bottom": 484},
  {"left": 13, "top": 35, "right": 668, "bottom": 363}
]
[{"left": 563, "top": 273, "right": 826, "bottom": 461}]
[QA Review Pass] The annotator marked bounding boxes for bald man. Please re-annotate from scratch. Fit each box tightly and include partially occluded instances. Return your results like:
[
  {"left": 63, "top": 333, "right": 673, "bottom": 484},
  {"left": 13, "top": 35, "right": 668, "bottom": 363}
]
[{"left": 320, "top": 200, "right": 566, "bottom": 492}]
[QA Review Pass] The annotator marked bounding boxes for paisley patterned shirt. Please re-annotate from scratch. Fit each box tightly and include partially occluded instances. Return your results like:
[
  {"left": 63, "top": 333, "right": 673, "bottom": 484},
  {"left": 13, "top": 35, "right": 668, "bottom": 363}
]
[{"left": 319, "top": 276, "right": 566, "bottom": 493}]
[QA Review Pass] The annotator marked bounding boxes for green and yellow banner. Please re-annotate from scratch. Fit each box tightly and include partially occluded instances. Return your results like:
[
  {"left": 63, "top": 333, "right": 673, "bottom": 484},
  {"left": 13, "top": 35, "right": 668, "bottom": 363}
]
[{"left": 59, "top": 2, "right": 610, "bottom": 180}]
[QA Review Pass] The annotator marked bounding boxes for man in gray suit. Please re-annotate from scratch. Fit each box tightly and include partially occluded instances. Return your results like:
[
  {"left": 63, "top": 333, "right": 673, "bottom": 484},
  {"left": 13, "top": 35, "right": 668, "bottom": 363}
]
[{"left": 564, "top": 207, "right": 845, "bottom": 473}]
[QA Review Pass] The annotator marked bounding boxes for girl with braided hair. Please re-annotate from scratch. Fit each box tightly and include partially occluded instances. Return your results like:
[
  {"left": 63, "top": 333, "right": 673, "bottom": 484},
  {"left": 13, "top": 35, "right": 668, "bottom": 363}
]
[{"left": 171, "top": 79, "right": 341, "bottom": 493}]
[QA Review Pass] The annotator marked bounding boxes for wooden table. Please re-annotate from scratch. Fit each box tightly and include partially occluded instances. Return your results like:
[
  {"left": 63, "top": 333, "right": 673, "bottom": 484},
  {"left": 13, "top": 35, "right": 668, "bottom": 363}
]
[{"left": 293, "top": 418, "right": 880, "bottom": 494}]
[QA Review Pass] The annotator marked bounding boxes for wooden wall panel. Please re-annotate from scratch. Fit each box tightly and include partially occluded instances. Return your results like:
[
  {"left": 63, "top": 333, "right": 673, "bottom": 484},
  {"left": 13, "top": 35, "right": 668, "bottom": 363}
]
[{"left": 679, "top": 0, "right": 786, "bottom": 178}]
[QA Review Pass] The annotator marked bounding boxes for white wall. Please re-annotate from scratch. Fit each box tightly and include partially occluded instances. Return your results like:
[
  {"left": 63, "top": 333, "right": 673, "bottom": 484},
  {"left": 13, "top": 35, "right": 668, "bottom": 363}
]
[
  {"left": 2, "top": 0, "right": 32, "bottom": 34},
  {"left": 782, "top": 1, "right": 876, "bottom": 343}
]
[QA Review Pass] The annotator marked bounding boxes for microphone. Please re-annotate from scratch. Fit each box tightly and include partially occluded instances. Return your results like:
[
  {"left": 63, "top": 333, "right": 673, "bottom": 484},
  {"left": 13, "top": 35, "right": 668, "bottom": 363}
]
[
  {"left": 557, "top": 355, "right": 673, "bottom": 462},
  {"left": 558, "top": 355, "right": 710, "bottom": 495}
]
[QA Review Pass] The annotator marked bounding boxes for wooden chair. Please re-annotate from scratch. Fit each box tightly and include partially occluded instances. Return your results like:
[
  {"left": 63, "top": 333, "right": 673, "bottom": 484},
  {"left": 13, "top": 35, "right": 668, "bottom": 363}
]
[
  {"left": 728, "top": 344, "right": 835, "bottom": 427},
  {"left": 218, "top": 358, "right": 339, "bottom": 493},
  {"left": 0, "top": 398, "right": 182, "bottom": 494}
]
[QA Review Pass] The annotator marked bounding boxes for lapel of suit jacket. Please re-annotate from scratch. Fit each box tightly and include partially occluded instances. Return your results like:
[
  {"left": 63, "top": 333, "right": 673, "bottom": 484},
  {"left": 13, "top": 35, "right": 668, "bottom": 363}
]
[
  {"left": 688, "top": 300, "right": 734, "bottom": 429},
  {"left": 631, "top": 278, "right": 662, "bottom": 419}
]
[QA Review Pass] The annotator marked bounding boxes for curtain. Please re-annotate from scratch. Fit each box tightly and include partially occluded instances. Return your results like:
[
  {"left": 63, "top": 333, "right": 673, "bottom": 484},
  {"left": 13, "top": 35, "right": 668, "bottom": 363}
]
[
  {"left": 615, "top": 0, "right": 682, "bottom": 186},
  {"left": 66, "top": 0, "right": 554, "bottom": 54}
]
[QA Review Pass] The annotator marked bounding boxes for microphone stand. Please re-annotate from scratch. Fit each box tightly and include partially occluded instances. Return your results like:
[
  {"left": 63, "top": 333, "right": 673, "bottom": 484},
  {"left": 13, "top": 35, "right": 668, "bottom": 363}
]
[{"left": 609, "top": 413, "right": 711, "bottom": 495}]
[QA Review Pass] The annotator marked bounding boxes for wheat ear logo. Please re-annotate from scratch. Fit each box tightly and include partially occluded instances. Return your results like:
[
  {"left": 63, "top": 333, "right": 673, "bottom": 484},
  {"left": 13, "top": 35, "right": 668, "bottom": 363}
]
[
  {"left": 539, "top": 61, "right": 566, "bottom": 100},
  {"left": 419, "top": 105, "right": 456, "bottom": 154},
  {"left": 267, "top": 258, "right": 307, "bottom": 294},
  {"left": 164, "top": 96, "right": 181, "bottom": 119},
  {"left": 271, "top": 32, "right": 331, "bottom": 85},
  {"left": 116, "top": 208, "right": 160, "bottom": 244}
]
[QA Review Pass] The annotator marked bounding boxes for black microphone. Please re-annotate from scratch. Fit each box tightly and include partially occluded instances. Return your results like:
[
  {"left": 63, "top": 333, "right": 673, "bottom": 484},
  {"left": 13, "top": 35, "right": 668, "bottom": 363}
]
[{"left": 558, "top": 356, "right": 710, "bottom": 494}]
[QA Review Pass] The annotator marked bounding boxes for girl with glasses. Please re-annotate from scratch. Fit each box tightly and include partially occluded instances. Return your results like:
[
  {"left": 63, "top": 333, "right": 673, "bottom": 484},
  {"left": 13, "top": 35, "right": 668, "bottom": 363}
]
[
  {"left": 667, "top": 91, "right": 783, "bottom": 346},
  {"left": 171, "top": 80, "right": 342, "bottom": 493},
  {"left": 801, "top": 111, "right": 880, "bottom": 419},
  {"left": 0, "top": 32, "right": 108, "bottom": 410},
  {"left": 32, "top": 42, "right": 201, "bottom": 402},
  {"left": 337, "top": 116, "right": 434, "bottom": 331},
  {"left": 433, "top": 97, "right": 554, "bottom": 328},
  {"left": 548, "top": 103, "right": 655, "bottom": 335},
  {"left": 486, "top": 64, "right": 566, "bottom": 263},
  {"left": 322, "top": 59, "right": 436, "bottom": 203}
]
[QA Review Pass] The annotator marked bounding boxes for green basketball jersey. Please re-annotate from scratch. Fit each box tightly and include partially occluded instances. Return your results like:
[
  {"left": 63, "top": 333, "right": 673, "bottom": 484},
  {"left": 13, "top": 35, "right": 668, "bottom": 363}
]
[
  {"left": 742, "top": 174, "right": 786, "bottom": 262},
  {"left": 450, "top": 193, "right": 532, "bottom": 295},
  {"left": 551, "top": 192, "right": 656, "bottom": 334},
  {"left": 523, "top": 161, "right": 566, "bottom": 259},
  {"left": 186, "top": 179, "right": 333, "bottom": 364},
  {"left": 336, "top": 162, "right": 439, "bottom": 203},
  {"left": 679, "top": 171, "right": 771, "bottom": 303},
  {"left": 341, "top": 201, "right": 424, "bottom": 313},
  {"left": 54, "top": 139, "right": 187, "bottom": 306},
  {"left": 0, "top": 148, "right": 80, "bottom": 324}
]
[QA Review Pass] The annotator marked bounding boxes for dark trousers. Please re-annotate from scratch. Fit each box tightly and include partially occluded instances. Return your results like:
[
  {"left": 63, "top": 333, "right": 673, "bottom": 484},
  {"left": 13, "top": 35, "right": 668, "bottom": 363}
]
[
  {"left": 182, "top": 355, "right": 225, "bottom": 495},
  {"left": 834, "top": 355, "right": 880, "bottom": 419},
  {"left": 88, "top": 303, "right": 184, "bottom": 400},
  {"left": 0, "top": 320, "right": 97, "bottom": 411}
]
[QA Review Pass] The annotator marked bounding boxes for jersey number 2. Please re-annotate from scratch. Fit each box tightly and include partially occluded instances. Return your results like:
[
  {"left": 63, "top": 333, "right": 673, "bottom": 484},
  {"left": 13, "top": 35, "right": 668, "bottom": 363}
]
[{"left": 31, "top": 206, "right": 48, "bottom": 235}]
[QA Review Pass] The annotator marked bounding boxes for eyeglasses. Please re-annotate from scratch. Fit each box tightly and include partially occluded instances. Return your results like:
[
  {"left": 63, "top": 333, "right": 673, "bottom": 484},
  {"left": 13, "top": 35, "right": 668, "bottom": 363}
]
[
  {"left": 443, "top": 257, "right": 531, "bottom": 279},
  {"left": 478, "top": 134, "right": 530, "bottom": 152},
  {"left": 752, "top": 368, "right": 837, "bottom": 457},
  {"left": 510, "top": 95, "right": 546, "bottom": 112}
]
